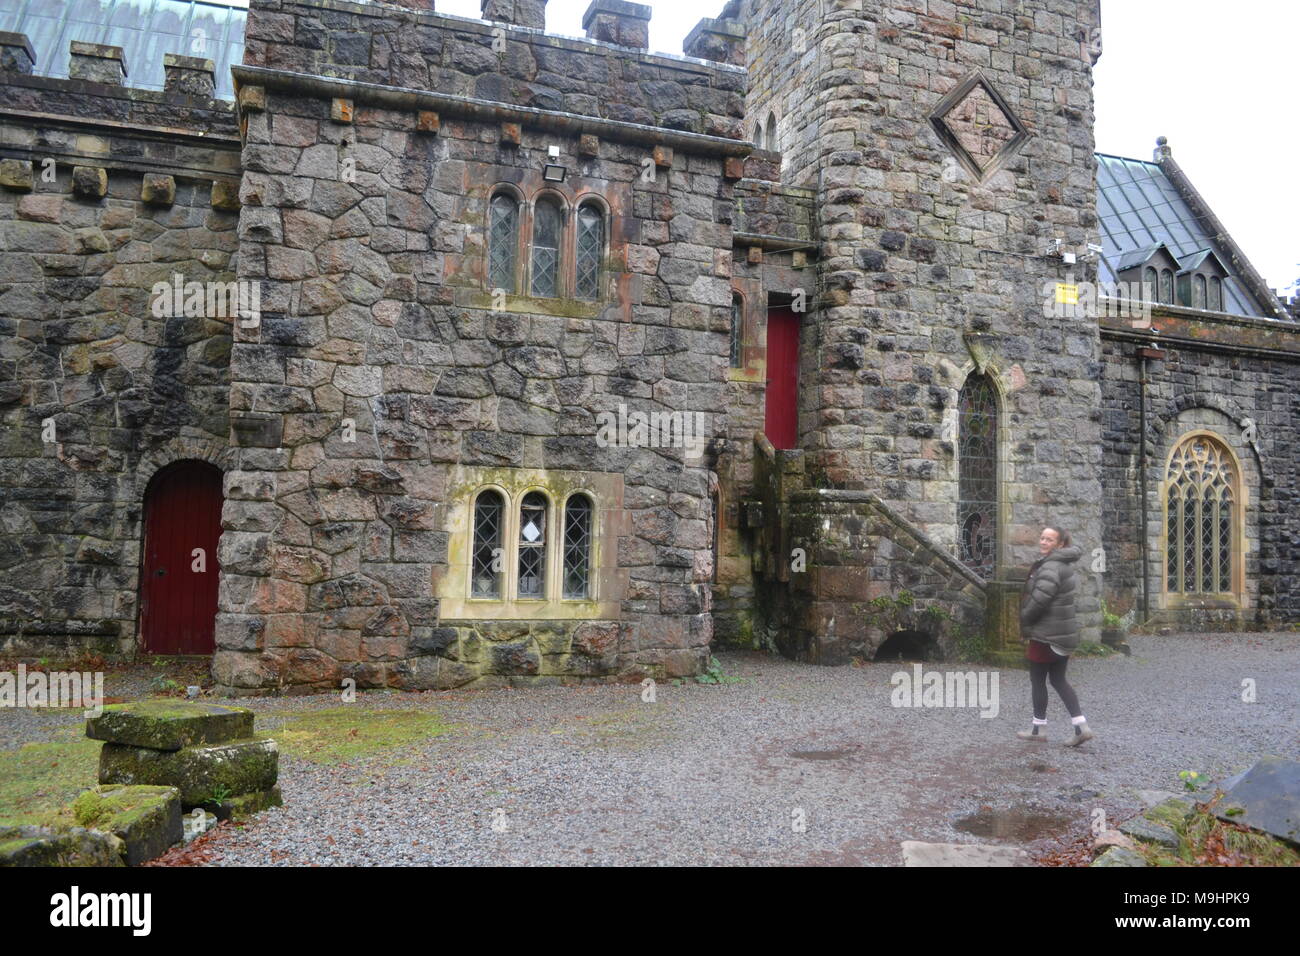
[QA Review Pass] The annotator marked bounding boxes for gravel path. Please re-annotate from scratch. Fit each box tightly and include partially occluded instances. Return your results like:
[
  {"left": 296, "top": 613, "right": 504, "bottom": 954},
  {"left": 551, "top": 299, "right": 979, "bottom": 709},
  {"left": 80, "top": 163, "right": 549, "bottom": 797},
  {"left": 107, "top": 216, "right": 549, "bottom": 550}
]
[{"left": 6, "top": 632, "right": 1299, "bottom": 865}]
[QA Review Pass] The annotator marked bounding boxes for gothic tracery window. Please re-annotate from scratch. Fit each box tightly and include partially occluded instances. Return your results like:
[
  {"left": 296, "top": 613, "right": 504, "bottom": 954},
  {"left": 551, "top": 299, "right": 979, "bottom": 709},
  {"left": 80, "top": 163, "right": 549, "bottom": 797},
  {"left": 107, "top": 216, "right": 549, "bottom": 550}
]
[
  {"left": 1165, "top": 435, "right": 1238, "bottom": 596},
  {"left": 957, "top": 373, "right": 998, "bottom": 577}
]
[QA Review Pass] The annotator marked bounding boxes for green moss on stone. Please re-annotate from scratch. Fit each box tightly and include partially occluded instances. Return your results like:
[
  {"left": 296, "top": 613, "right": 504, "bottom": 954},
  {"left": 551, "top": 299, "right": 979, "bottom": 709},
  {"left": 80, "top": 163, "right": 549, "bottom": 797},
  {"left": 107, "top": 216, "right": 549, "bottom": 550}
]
[{"left": 260, "top": 708, "right": 452, "bottom": 766}]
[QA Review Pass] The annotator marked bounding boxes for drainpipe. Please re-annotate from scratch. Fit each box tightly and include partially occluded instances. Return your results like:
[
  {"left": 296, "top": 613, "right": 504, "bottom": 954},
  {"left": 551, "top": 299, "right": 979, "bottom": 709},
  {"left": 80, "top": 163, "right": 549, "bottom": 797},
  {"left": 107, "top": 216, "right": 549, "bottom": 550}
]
[
  {"left": 1138, "top": 349, "right": 1149, "bottom": 620},
  {"left": 1136, "top": 343, "right": 1165, "bottom": 621}
]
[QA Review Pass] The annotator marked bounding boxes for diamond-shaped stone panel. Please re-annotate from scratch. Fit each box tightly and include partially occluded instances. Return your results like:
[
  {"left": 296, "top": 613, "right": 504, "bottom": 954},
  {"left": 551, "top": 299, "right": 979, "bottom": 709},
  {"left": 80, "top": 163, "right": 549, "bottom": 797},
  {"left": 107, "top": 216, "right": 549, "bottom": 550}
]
[
  {"left": 943, "top": 85, "right": 1019, "bottom": 167},
  {"left": 931, "top": 72, "right": 1030, "bottom": 178}
]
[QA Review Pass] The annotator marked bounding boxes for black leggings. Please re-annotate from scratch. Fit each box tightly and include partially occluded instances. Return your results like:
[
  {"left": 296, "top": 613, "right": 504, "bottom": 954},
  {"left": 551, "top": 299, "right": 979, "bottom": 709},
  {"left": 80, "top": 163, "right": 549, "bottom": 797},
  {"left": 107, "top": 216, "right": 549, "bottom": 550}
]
[{"left": 1029, "top": 656, "right": 1082, "bottom": 721}]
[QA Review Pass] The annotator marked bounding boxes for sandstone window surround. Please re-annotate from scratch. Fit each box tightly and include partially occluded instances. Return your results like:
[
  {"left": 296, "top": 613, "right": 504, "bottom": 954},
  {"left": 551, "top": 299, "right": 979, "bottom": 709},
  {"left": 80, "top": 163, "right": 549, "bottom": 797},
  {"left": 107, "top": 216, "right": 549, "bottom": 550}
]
[
  {"left": 1161, "top": 431, "right": 1245, "bottom": 605},
  {"left": 438, "top": 467, "right": 625, "bottom": 621},
  {"left": 486, "top": 184, "right": 609, "bottom": 303}
]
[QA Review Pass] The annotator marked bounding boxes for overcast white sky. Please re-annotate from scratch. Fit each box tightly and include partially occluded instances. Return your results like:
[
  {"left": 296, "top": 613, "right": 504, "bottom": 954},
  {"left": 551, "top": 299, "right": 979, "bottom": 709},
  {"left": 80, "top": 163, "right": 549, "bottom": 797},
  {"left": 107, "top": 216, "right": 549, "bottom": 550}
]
[{"left": 438, "top": 0, "right": 1297, "bottom": 293}]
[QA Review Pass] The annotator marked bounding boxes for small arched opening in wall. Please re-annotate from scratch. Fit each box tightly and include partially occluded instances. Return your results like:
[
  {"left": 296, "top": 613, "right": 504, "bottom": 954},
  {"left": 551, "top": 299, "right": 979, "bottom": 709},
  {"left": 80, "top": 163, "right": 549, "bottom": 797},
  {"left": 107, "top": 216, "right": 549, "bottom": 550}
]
[
  {"left": 873, "top": 629, "right": 939, "bottom": 662},
  {"left": 137, "top": 460, "right": 224, "bottom": 656}
]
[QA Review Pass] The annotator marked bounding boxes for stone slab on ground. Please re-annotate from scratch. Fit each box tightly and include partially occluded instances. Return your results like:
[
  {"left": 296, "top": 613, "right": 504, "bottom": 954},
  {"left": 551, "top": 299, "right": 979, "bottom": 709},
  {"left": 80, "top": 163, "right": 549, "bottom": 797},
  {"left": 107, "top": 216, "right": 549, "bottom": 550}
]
[
  {"left": 99, "top": 738, "right": 278, "bottom": 808},
  {"left": 87, "top": 700, "right": 255, "bottom": 751},
  {"left": 0, "top": 825, "right": 125, "bottom": 867},
  {"left": 900, "top": 841, "right": 1031, "bottom": 866},
  {"left": 1091, "top": 846, "right": 1148, "bottom": 867},
  {"left": 1119, "top": 816, "right": 1181, "bottom": 849},
  {"left": 212, "top": 786, "right": 283, "bottom": 823},
  {"left": 1212, "top": 756, "right": 1300, "bottom": 845}
]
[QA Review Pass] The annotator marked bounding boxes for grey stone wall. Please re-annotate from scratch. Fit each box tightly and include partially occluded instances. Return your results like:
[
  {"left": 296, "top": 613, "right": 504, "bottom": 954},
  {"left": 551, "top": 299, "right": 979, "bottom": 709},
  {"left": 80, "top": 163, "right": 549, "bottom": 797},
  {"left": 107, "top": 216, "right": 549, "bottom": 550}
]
[
  {"left": 1100, "top": 319, "right": 1300, "bottom": 629},
  {"left": 217, "top": 1, "right": 748, "bottom": 691},
  {"left": 0, "top": 62, "right": 240, "bottom": 656}
]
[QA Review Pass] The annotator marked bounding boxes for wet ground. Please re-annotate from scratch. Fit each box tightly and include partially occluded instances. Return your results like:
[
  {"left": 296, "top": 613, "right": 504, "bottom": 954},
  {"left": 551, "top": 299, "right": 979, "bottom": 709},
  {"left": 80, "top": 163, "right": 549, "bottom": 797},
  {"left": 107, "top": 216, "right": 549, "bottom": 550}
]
[{"left": 3, "top": 632, "right": 1298, "bottom": 865}]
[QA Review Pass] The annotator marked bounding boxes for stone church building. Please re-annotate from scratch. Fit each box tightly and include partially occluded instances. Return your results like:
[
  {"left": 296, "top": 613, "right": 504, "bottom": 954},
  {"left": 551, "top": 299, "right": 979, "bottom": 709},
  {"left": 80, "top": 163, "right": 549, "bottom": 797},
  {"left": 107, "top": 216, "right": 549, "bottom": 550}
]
[{"left": 1, "top": 0, "right": 1296, "bottom": 693}]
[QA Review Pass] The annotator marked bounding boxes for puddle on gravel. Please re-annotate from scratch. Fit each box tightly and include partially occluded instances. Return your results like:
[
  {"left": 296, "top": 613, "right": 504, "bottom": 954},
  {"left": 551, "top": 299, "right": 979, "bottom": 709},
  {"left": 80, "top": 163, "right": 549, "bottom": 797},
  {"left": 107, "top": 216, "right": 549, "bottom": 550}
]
[{"left": 953, "top": 807, "right": 1074, "bottom": 842}]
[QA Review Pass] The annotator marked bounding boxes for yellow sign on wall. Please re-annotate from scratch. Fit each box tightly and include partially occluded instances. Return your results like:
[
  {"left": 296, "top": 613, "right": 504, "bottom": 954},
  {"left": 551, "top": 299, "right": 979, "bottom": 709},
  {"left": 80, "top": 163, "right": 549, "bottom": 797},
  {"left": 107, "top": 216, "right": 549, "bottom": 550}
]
[{"left": 1055, "top": 283, "right": 1079, "bottom": 305}]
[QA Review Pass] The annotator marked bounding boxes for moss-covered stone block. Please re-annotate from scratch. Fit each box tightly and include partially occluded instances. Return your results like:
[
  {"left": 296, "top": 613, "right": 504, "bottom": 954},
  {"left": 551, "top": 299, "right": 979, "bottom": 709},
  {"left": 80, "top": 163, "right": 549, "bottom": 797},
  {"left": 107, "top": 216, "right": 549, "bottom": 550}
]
[
  {"left": 211, "top": 785, "right": 283, "bottom": 823},
  {"left": 0, "top": 825, "right": 124, "bottom": 867},
  {"left": 98, "top": 738, "right": 278, "bottom": 808},
  {"left": 1090, "top": 845, "right": 1148, "bottom": 867},
  {"left": 75, "top": 785, "right": 181, "bottom": 866},
  {"left": 87, "top": 700, "right": 255, "bottom": 751}
]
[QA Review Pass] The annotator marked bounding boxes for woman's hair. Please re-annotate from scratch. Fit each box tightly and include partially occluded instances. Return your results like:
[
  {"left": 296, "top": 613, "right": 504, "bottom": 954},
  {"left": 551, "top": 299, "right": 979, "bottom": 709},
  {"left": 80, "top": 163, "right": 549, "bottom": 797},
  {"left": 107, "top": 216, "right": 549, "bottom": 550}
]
[{"left": 1044, "top": 526, "right": 1072, "bottom": 547}]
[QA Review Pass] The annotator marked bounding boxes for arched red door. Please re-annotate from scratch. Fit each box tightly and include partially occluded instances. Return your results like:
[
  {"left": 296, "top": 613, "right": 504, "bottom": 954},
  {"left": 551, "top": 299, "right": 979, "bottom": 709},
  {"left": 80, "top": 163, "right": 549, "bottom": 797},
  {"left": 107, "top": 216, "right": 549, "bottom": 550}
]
[{"left": 139, "top": 461, "right": 223, "bottom": 655}]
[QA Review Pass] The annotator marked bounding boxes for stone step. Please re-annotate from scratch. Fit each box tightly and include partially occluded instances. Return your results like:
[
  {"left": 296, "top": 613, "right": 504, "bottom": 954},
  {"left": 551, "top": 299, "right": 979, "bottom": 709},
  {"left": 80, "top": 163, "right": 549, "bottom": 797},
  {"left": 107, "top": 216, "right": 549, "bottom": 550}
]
[
  {"left": 62, "top": 785, "right": 183, "bottom": 867},
  {"left": 87, "top": 700, "right": 256, "bottom": 751},
  {"left": 98, "top": 738, "right": 278, "bottom": 808}
]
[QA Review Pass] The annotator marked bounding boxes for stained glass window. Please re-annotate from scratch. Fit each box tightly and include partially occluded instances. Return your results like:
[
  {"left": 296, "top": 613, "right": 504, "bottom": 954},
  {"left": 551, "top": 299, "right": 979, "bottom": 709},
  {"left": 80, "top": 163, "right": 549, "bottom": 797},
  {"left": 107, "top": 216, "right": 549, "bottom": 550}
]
[
  {"left": 563, "top": 494, "right": 592, "bottom": 599},
  {"left": 575, "top": 204, "right": 603, "bottom": 300},
  {"left": 518, "top": 492, "right": 548, "bottom": 599},
  {"left": 471, "top": 491, "right": 504, "bottom": 598},
  {"left": 488, "top": 194, "right": 518, "bottom": 293},
  {"left": 958, "top": 373, "right": 998, "bottom": 578},
  {"left": 1165, "top": 435, "right": 1237, "bottom": 595},
  {"left": 530, "top": 199, "right": 562, "bottom": 298}
]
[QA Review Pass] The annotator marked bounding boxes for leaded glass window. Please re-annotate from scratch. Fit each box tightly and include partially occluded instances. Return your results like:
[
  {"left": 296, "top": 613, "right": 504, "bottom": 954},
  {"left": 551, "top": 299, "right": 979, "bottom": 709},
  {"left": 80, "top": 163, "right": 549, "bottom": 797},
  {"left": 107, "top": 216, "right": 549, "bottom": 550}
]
[
  {"left": 1160, "top": 269, "right": 1173, "bottom": 304},
  {"left": 957, "top": 373, "right": 998, "bottom": 578},
  {"left": 729, "top": 294, "right": 743, "bottom": 368},
  {"left": 530, "top": 199, "right": 562, "bottom": 298},
  {"left": 1209, "top": 277, "right": 1223, "bottom": 312},
  {"left": 471, "top": 490, "right": 504, "bottom": 598},
  {"left": 575, "top": 204, "right": 603, "bottom": 300},
  {"left": 563, "top": 494, "right": 592, "bottom": 600},
  {"left": 488, "top": 194, "right": 519, "bottom": 293},
  {"left": 517, "top": 491, "right": 548, "bottom": 599},
  {"left": 1193, "top": 274, "right": 1207, "bottom": 310},
  {"left": 1165, "top": 435, "right": 1237, "bottom": 595},
  {"left": 1143, "top": 267, "right": 1157, "bottom": 302}
]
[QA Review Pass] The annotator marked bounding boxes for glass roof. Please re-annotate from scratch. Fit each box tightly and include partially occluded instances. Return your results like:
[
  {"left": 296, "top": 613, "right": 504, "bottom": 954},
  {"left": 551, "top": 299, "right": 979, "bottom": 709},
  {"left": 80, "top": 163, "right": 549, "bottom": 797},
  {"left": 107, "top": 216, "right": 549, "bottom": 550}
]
[{"left": 2, "top": 0, "right": 246, "bottom": 100}]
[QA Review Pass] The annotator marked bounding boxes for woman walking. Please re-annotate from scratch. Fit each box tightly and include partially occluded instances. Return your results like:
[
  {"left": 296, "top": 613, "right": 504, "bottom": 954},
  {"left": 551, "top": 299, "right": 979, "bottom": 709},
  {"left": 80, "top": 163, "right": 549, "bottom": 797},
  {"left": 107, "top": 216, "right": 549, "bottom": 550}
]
[{"left": 1017, "top": 526, "right": 1094, "bottom": 746}]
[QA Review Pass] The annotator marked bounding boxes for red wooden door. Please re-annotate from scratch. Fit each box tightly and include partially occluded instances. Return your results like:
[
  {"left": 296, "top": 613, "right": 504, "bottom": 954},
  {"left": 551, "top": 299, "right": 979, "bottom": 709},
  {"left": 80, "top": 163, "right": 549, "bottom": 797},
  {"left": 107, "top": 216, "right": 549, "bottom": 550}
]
[
  {"left": 764, "top": 308, "right": 800, "bottom": 450},
  {"left": 139, "top": 461, "right": 223, "bottom": 655}
]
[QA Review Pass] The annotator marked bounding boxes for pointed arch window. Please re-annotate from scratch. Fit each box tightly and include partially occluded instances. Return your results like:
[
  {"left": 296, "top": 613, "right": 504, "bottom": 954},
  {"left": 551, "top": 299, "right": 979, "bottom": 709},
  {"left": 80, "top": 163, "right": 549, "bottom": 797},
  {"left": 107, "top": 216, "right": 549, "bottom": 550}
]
[
  {"left": 471, "top": 490, "right": 505, "bottom": 598},
  {"left": 563, "top": 494, "right": 593, "bottom": 600},
  {"left": 517, "top": 491, "right": 548, "bottom": 599},
  {"left": 530, "top": 198, "right": 563, "bottom": 298},
  {"left": 1165, "top": 435, "right": 1238, "bottom": 596},
  {"left": 575, "top": 203, "right": 603, "bottom": 300},
  {"left": 957, "top": 372, "right": 999, "bottom": 577},
  {"left": 764, "top": 112, "right": 777, "bottom": 151},
  {"left": 1159, "top": 269, "right": 1174, "bottom": 304},
  {"left": 488, "top": 193, "right": 519, "bottom": 293}
]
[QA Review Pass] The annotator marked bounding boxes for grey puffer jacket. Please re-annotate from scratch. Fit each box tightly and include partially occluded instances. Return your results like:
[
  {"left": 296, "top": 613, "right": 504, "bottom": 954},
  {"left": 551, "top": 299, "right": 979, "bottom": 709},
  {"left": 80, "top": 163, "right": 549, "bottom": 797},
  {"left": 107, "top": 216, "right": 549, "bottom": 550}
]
[{"left": 1019, "top": 545, "right": 1083, "bottom": 655}]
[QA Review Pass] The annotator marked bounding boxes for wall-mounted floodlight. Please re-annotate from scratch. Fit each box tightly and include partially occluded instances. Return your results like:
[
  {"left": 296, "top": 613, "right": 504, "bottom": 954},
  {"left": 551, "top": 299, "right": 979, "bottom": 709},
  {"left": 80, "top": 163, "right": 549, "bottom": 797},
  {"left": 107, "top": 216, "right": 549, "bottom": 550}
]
[{"left": 543, "top": 144, "right": 567, "bottom": 183}]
